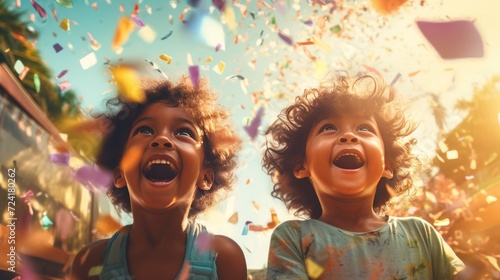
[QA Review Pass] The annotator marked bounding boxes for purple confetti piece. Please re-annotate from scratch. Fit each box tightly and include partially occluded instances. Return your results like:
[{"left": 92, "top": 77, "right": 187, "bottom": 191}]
[
  {"left": 303, "top": 20, "right": 313, "bottom": 26},
  {"left": 195, "top": 231, "right": 212, "bottom": 253},
  {"left": 215, "top": 43, "right": 222, "bottom": 52},
  {"left": 131, "top": 16, "right": 145, "bottom": 28},
  {"left": 212, "top": 0, "right": 225, "bottom": 12},
  {"left": 74, "top": 164, "right": 113, "bottom": 193},
  {"left": 50, "top": 152, "right": 71, "bottom": 166},
  {"left": 390, "top": 73, "right": 401, "bottom": 85},
  {"left": 58, "top": 80, "right": 72, "bottom": 92},
  {"left": 53, "top": 43, "right": 63, "bottom": 53},
  {"left": 188, "top": 65, "right": 199, "bottom": 88},
  {"left": 244, "top": 107, "right": 264, "bottom": 141},
  {"left": 416, "top": 20, "right": 484, "bottom": 59},
  {"left": 57, "top": 69, "right": 69, "bottom": 79},
  {"left": 278, "top": 31, "right": 293, "bottom": 46},
  {"left": 30, "top": 0, "right": 47, "bottom": 19},
  {"left": 161, "top": 30, "right": 173, "bottom": 40}
]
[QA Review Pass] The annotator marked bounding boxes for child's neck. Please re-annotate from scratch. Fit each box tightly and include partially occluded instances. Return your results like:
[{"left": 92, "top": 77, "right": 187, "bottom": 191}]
[
  {"left": 318, "top": 200, "right": 387, "bottom": 233},
  {"left": 129, "top": 210, "right": 189, "bottom": 247}
]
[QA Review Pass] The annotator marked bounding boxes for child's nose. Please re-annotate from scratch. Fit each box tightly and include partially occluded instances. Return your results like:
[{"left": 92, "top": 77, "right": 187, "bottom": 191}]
[
  {"left": 338, "top": 133, "right": 358, "bottom": 144},
  {"left": 150, "top": 136, "right": 174, "bottom": 149}
]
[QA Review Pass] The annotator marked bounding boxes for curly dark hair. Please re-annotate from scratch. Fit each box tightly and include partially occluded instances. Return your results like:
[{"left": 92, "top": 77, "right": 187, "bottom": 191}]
[
  {"left": 94, "top": 76, "right": 241, "bottom": 218},
  {"left": 262, "top": 74, "right": 422, "bottom": 219}
]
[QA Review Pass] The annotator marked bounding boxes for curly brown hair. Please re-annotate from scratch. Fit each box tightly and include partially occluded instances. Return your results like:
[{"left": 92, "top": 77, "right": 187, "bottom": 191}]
[
  {"left": 95, "top": 76, "right": 241, "bottom": 218},
  {"left": 262, "top": 74, "right": 422, "bottom": 219}
]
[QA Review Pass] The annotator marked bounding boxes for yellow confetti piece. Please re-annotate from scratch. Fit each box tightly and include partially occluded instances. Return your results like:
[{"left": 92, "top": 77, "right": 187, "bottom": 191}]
[
  {"left": 433, "top": 218, "right": 450, "bottom": 227},
  {"left": 486, "top": 195, "right": 497, "bottom": 204},
  {"left": 120, "top": 145, "right": 142, "bottom": 173},
  {"left": 213, "top": 61, "right": 226, "bottom": 75},
  {"left": 205, "top": 56, "right": 213, "bottom": 63},
  {"left": 88, "top": 265, "right": 103, "bottom": 277},
  {"left": 470, "top": 159, "right": 477, "bottom": 170},
  {"left": 159, "top": 54, "right": 172, "bottom": 64},
  {"left": 112, "top": 16, "right": 136, "bottom": 51},
  {"left": 484, "top": 255, "right": 500, "bottom": 271},
  {"left": 370, "top": 0, "right": 408, "bottom": 14},
  {"left": 446, "top": 150, "right": 458, "bottom": 160},
  {"left": 438, "top": 141, "right": 448, "bottom": 153},
  {"left": 224, "top": 5, "right": 237, "bottom": 32},
  {"left": 59, "top": 18, "right": 70, "bottom": 31},
  {"left": 305, "top": 258, "right": 325, "bottom": 279},
  {"left": 312, "top": 36, "right": 331, "bottom": 52},
  {"left": 110, "top": 66, "right": 146, "bottom": 103}
]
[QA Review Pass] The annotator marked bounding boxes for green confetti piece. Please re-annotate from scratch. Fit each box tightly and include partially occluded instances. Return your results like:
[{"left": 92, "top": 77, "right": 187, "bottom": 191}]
[
  {"left": 34, "top": 73, "right": 40, "bottom": 93},
  {"left": 56, "top": 0, "right": 73, "bottom": 8},
  {"left": 330, "top": 25, "right": 341, "bottom": 34},
  {"left": 271, "top": 16, "right": 276, "bottom": 25}
]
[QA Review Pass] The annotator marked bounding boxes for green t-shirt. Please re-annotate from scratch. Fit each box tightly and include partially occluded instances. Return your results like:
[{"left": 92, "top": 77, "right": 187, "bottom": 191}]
[{"left": 267, "top": 216, "right": 465, "bottom": 280}]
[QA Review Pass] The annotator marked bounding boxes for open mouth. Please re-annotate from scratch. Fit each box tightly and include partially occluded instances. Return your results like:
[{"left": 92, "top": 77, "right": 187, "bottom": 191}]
[
  {"left": 142, "top": 159, "right": 178, "bottom": 182},
  {"left": 333, "top": 153, "right": 365, "bottom": 169}
]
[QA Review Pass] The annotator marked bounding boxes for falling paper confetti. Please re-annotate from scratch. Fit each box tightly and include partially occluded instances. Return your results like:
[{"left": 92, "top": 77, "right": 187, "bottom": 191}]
[
  {"left": 161, "top": 30, "right": 173, "bottom": 40},
  {"left": 370, "top": 0, "right": 408, "bottom": 14},
  {"left": 305, "top": 258, "right": 325, "bottom": 279},
  {"left": 80, "top": 52, "right": 97, "bottom": 70},
  {"left": 110, "top": 66, "right": 146, "bottom": 103},
  {"left": 33, "top": 73, "right": 40, "bottom": 93},
  {"left": 74, "top": 164, "right": 114, "bottom": 192},
  {"left": 53, "top": 43, "right": 63, "bottom": 53},
  {"left": 227, "top": 211, "right": 238, "bottom": 224},
  {"left": 58, "top": 80, "right": 72, "bottom": 92},
  {"left": 138, "top": 25, "right": 157, "bottom": 43},
  {"left": 40, "top": 212, "right": 53, "bottom": 229},
  {"left": 213, "top": 61, "right": 225, "bottom": 74},
  {"left": 95, "top": 214, "right": 121, "bottom": 236},
  {"left": 120, "top": 145, "right": 142, "bottom": 173},
  {"left": 278, "top": 31, "right": 293, "bottom": 45},
  {"left": 242, "top": 222, "right": 251, "bottom": 235},
  {"left": 212, "top": 0, "right": 225, "bottom": 12},
  {"left": 59, "top": 18, "right": 70, "bottom": 31},
  {"left": 446, "top": 150, "right": 459, "bottom": 160},
  {"left": 433, "top": 218, "right": 450, "bottom": 227},
  {"left": 50, "top": 152, "right": 71, "bottom": 165},
  {"left": 195, "top": 231, "right": 212, "bottom": 253},
  {"left": 189, "top": 65, "right": 200, "bottom": 88},
  {"left": 244, "top": 107, "right": 264, "bottom": 141},
  {"left": 112, "top": 16, "right": 136, "bottom": 51},
  {"left": 57, "top": 69, "right": 69, "bottom": 79},
  {"left": 131, "top": 16, "right": 145, "bottom": 28},
  {"left": 56, "top": 0, "right": 73, "bottom": 8},
  {"left": 416, "top": 20, "right": 484, "bottom": 59},
  {"left": 30, "top": 0, "right": 47, "bottom": 19},
  {"left": 14, "top": 60, "right": 25, "bottom": 74}
]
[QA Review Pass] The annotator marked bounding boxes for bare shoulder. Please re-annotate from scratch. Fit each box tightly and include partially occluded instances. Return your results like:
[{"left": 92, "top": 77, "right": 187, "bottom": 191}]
[
  {"left": 70, "top": 238, "right": 109, "bottom": 280},
  {"left": 213, "top": 235, "right": 247, "bottom": 280}
]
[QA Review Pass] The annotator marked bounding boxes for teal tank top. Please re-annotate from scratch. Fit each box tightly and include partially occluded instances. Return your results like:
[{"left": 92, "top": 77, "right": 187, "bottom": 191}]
[{"left": 100, "top": 222, "right": 218, "bottom": 280}]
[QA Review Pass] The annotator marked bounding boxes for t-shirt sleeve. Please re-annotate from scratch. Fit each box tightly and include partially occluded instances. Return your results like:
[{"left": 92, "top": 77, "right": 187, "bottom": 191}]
[
  {"left": 420, "top": 218, "right": 466, "bottom": 279},
  {"left": 266, "top": 221, "right": 309, "bottom": 280}
]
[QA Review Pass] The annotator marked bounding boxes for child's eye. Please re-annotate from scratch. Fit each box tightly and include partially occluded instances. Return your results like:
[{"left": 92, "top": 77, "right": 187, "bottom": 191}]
[
  {"left": 319, "top": 124, "right": 337, "bottom": 132},
  {"left": 357, "top": 125, "right": 373, "bottom": 132},
  {"left": 175, "top": 128, "right": 196, "bottom": 138},
  {"left": 133, "top": 126, "right": 154, "bottom": 135}
]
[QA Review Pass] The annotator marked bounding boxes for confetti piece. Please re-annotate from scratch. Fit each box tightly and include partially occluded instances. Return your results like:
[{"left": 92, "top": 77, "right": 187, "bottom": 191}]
[
  {"left": 486, "top": 195, "right": 497, "bottom": 204},
  {"left": 390, "top": 73, "right": 401, "bottom": 85},
  {"left": 303, "top": 19, "right": 313, "bottom": 26},
  {"left": 305, "top": 258, "right": 325, "bottom": 279},
  {"left": 57, "top": 69, "right": 69, "bottom": 79},
  {"left": 91, "top": 2, "right": 97, "bottom": 9},
  {"left": 433, "top": 218, "right": 450, "bottom": 227},
  {"left": 213, "top": 61, "right": 225, "bottom": 74},
  {"left": 41, "top": 212, "right": 54, "bottom": 229},
  {"left": 484, "top": 153, "right": 497, "bottom": 166},
  {"left": 370, "top": 0, "right": 407, "bottom": 14},
  {"left": 227, "top": 211, "right": 238, "bottom": 224},
  {"left": 225, "top": 74, "right": 245, "bottom": 80},
  {"left": 88, "top": 266, "right": 103, "bottom": 277},
  {"left": 33, "top": 74, "right": 40, "bottom": 93},
  {"left": 278, "top": 31, "right": 293, "bottom": 45},
  {"left": 132, "top": 16, "right": 145, "bottom": 28},
  {"left": 241, "top": 223, "right": 249, "bottom": 235},
  {"left": 416, "top": 20, "right": 484, "bottom": 59},
  {"left": 244, "top": 107, "right": 264, "bottom": 141},
  {"left": 120, "top": 145, "right": 142, "bottom": 173},
  {"left": 138, "top": 25, "right": 157, "bottom": 43},
  {"left": 215, "top": 43, "right": 222, "bottom": 52},
  {"left": 205, "top": 56, "right": 213, "bottom": 62},
  {"left": 52, "top": 8, "right": 58, "bottom": 21},
  {"left": 212, "top": 0, "right": 225, "bottom": 12},
  {"left": 267, "top": 208, "right": 280, "bottom": 229},
  {"left": 110, "top": 66, "right": 146, "bottom": 103},
  {"left": 58, "top": 80, "right": 72, "bottom": 92},
  {"left": 50, "top": 153, "right": 71, "bottom": 165},
  {"left": 53, "top": 43, "right": 63, "bottom": 53},
  {"left": 408, "top": 70, "right": 421, "bottom": 77},
  {"left": 195, "top": 231, "right": 212, "bottom": 253},
  {"left": 14, "top": 60, "right": 24, "bottom": 74},
  {"left": 80, "top": 52, "right": 97, "bottom": 70},
  {"left": 438, "top": 141, "right": 448, "bottom": 153},
  {"left": 30, "top": 0, "right": 47, "bottom": 19},
  {"left": 224, "top": 5, "right": 236, "bottom": 31},
  {"left": 158, "top": 54, "right": 172, "bottom": 64},
  {"left": 161, "top": 30, "right": 173, "bottom": 40},
  {"left": 59, "top": 18, "right": 70, "bottom": 31},
  {"left": 74, "top": 164, "right": 114, "bottom": 192},
  {"left": 56, "top": 0, "right": 73, "bottom": 8},
  {"left": 330, "top": 24, "right": 341, "bottom": 33},
  {"left": 189, "top": 65, "right": 200, "bottom": 88},
  {"left": 112, "top": 16, "right": 136, "bottom": 51},
  {"left": 446, "top": 150, "right": 458, "bottom": 160},
  {"left": 19, "top": 66, "right": 30, "bottom": 80}
]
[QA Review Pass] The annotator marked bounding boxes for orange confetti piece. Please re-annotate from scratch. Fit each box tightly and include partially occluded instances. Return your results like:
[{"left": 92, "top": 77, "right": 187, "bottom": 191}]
[
  {"left": 408, "top": 70, "right": 421, "bottom": 77},
  {"left": 95, "top": 214, "right": 121, "bottom": 236},
  {"left": 227, "top": 212, "right": 238, "bottom": 224},
  {"left": 205, "top": 56, "right": 213, "bottom": 62},
  {"left": 59, "top": 18, "right": 70, "bottom": 31},
  {"left": 297, "top": 41, "right": 314, "bottom": 46},
  {"left": 370, "top": 0, "right": 408, "bottom": 14},
  {"left": 159, "top": 54, "right": 172, "bottom": 64},
  {"left": 110, "top": 66, "right": 145, "bottom": 103},
  {"left": 120, "top": 145, "right": 142, "bottom": 173},
  {"left": 112, "top": 16, "right": 136, "bottom": 52},
  {"left": 267, "top": 208, "right": 280, "bottom": 229}
]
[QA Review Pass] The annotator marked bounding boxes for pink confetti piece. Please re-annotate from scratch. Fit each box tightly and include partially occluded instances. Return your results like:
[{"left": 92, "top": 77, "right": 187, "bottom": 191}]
[
  {"left": 30, "top": 0, "right": 47, "bottom": 19},
  {"left": 19, "top": 66, "right": 30, "bottom": 80},
  {"left": 50, "top": 152, "right": 71, "bottom": 165},
  {"left": 195, "top": 231, "right": 212, "bottom": 253},
  {"left": 57, "top": 69, "right": 69, "bottom": 79},
  {"left": 131, "top": 16, "right": 145, "bottom": 28},
  {"left": 244, "top": 107, "right": 264, "bottom": 141},
  {"left": 74, "top": 164, "right": 113, "bottom": 193},
  {"left": 52, "top": 8, "right": 58, "bottom": 21},
  {"left": 416, "top": 20, "right": 484, "bottom": 59},
  {"left": 215, "top": 43, "right": 222, "bottom": 52},
  {"left": 91, "top": 2, "right": 98, "bottom": 9},
  {"left": 21, "top": 190, "right": 34, "bottom": 203},
  {"left": 278, "top": 31, "right": 293, "bottom": 46},
  {"left": 212, "top": 0, "right": 225, "bottom": 12},
  {"left": 58, "top": 80, "right": 72, "bottom": 92},
  {"left": 188, "top": 65, "right": 200, "bottom": 88}
]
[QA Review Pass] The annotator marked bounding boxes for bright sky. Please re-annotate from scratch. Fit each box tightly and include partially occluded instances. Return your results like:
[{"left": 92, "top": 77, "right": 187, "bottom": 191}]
[{"left": 12, "top": 0, "right": 500, "bottom": 269}]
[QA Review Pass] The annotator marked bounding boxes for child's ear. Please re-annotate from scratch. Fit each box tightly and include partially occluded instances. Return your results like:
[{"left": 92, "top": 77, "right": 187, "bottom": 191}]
[
  {"left": 114, "top": 168, "right": 126, "bottom": 189},
  {"left": 382, "top": 168, "right": 393, "bottom": 179},
  {"left": 293, "top": 162, "right": 309, "bottom": 179},
  {"left": 198, "top": 168, "right": 214, "bottom": 191}
]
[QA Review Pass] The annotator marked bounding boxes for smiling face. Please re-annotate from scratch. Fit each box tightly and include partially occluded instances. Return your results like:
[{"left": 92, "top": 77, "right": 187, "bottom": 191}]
[
  {"left": 294, "top": 112, "right": 393, "bottom": 203},
  {"left": 114, "top": 102, "right": 213, "bottom": 213}
]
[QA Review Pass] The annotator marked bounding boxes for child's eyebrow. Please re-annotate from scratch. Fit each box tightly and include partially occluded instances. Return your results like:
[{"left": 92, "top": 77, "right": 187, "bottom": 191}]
[{"left": 132, "top": 116, "right": 199, "bottom": 129}]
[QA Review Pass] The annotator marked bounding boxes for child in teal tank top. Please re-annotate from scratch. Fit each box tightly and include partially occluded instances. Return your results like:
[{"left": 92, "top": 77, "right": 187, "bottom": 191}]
[
  {"left": 70, "top": 71, "right": 247, "bottom": 280},
  {"left": 262, "top": 72, "right": 466, "bottom": 279}
]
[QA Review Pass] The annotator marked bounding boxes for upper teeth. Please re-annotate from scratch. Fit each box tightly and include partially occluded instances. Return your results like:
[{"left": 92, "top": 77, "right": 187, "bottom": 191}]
[
  {"left": 147, "top": 159, "right": 172, "bottom": 168},
  {"left": 335, "top": 153, "right": 361, "bottom": 161}
]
